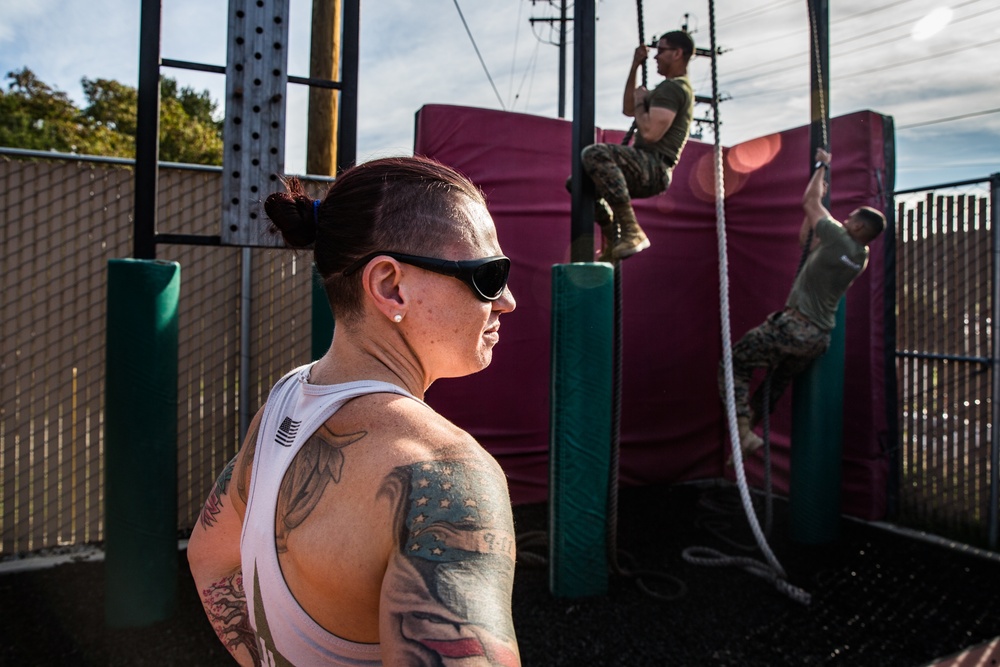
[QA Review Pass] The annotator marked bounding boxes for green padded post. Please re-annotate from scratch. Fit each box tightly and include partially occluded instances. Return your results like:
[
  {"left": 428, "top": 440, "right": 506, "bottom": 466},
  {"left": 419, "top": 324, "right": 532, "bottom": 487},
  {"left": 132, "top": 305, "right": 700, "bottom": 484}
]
[
  {"left": 549, "top": 263, "right": 614, "bottom": 597},
  {"left": 311, "top": 263, "right": 334, "bottom": 361},
  {"left": 790, "top": 298, "right": 846, "bottom": 544},
  {"left": 104, "top": 258, "right": 180, "bottom": 627}
]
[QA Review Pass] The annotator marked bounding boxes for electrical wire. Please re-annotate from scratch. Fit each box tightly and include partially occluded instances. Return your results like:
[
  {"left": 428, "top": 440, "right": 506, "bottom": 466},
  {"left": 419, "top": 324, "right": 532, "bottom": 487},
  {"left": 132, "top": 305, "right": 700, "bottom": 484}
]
[
  {"left": 715, "top": 0, "right": 798, "bottom": 27},
  {"left": 724, "top": 0, "right": 998, "bottom": 81},
  {"left": 731, "top": 35, "right": 1000, "bottom": 100},
  {"left": 507, "top": 0, "right": 525, "bottom": 107},
  {"left": 898, "top": 107, "right": 1000, "bottom": 130},
  {"left": 511, "top": 39, "right": 542, "bottom": 111},
  {"left": 451, "top": 0, "right": 506, "bottom": 110},
  {"left": 837, "top": 36, "right": 1000, "bottom": 80}
]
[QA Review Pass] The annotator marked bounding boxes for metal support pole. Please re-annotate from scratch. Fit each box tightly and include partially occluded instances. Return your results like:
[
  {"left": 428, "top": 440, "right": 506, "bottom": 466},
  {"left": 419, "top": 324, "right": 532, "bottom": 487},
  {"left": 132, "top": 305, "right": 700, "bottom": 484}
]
[
  {"left": 990, "top": 172, "right": 1000, "bottom": 549},
  {"left": 239, "top": 248, "right": 252, "bottom": 443},
  {"left": 134, "top": 0, "right": 161, "bottom": 260},
  {"left": 569, "top": 0, "right": 596, "bottom": 262},
  {"left": 337, "top": 0, "right": 360, "bottom": 173},
  {"left": 557, "top": 0, "right": 567, "bottom": 118}
]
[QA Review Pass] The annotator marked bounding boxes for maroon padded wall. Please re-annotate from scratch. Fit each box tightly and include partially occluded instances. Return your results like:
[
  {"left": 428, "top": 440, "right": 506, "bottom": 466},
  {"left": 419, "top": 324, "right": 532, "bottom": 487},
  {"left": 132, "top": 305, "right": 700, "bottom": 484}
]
[{"left": 415, "top": 104, "right": 892, "bottom": 520}]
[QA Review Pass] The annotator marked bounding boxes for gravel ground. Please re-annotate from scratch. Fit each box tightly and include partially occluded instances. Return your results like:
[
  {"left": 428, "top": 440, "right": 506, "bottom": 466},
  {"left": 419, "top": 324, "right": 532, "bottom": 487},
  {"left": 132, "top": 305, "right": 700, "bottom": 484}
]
[{"left": 2, "top": 481, "right": 999, "bottom": 666}]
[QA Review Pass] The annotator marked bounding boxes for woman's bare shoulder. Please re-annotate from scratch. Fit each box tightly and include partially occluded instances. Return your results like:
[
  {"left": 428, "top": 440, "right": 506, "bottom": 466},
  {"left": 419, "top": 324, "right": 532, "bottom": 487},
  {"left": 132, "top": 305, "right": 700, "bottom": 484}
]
[{"left": 334, "top": 391, "right": 483, "bottom": 463}]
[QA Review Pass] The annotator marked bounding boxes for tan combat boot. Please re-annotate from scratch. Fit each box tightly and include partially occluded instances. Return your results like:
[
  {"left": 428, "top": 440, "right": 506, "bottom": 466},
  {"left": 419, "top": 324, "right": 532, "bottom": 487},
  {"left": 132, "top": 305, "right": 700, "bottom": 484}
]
[
  {"left": 611, "top": 205, "right": 650, "bottom": 260},
  {"left": 595, "top": 200, "right": 618, "bottom": 262}
]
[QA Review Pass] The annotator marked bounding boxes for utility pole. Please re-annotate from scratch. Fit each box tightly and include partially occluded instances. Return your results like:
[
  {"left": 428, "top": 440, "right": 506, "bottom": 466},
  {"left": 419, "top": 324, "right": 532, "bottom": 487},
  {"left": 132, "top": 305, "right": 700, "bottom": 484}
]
[
  {"left": 529, "top": 0, "right": 570, "bottom": 118},
  {"left": 307, "top": 0, "right": 342, "bottom": 176}
]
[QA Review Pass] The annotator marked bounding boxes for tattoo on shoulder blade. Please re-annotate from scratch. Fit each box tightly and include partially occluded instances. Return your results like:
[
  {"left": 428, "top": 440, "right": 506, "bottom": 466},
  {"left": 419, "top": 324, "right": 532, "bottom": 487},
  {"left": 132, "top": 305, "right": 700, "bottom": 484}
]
[
  {"left": 236, "top": 420, "right": 260, "bottom": 505},
  {"left": 275, "top": 424, "right": 366, "bottom": 552}
]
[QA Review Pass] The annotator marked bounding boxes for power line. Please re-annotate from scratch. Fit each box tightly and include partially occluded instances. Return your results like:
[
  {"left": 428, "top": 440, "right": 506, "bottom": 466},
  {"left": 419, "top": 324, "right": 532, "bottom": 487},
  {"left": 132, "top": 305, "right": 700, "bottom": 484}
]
[
  {"left": 507, "top": 0, "right": 525, "bottom": 106},
  {"left": 837, "top": 36, "right": 1000, "bottom": 80},
  {"left": 724, "top": 0, "right": 991, "bottom": 76},
  {"left": 830, "top": 0, "right": 913, "bottom": 25},
  {"left": 898, "top": 107, "right": 1000, "bottom": 130},
  {"left": 730, "top": 33, "right": 999, "bottom": 99},
  {"left": 833, "top": 2, "right": 996, "bottom": 50},
  {"left": 511, "top": 38, "right": 542, "bottom": 111},
  {"left": 452, "top": 0, "right": 506, "bottom": 110},
  {"left": 716, "top": 0, "right": 798, "bottom": 27},
  {"left": 724, "top": 0, "right": 913, "bottom": 51},
  {"left": 723, "top": 6, "right": 999, "bottom": 86}
]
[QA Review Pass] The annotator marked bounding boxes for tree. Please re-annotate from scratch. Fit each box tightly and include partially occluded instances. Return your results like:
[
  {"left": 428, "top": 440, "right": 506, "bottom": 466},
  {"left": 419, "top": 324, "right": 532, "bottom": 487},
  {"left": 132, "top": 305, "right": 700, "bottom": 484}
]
[
  {"left": 0, "top": 67, "right": 224, "bottom": 165},
  {"left": 0, "top": 68, "right": 89, "bottom": 153},
  {"left": 155, "top": 78, "right": 225, "bottom": 165}
]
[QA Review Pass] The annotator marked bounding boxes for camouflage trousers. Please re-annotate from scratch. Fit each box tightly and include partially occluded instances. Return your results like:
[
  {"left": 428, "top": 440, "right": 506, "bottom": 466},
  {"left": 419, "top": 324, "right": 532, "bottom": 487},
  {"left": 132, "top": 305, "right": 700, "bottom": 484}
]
[
  {"left": 720, "top": 308, "right": 831, "bottom": 423},
  {"left": 580, "top": 143, "right": 671, "bottom": 217}
]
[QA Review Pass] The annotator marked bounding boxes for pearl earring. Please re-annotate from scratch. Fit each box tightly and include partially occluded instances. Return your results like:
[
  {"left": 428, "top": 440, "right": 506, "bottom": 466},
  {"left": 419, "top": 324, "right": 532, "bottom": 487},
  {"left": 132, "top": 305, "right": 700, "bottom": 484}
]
[{"left": 393, "top": 314, "right": 403, "bottom": 323}]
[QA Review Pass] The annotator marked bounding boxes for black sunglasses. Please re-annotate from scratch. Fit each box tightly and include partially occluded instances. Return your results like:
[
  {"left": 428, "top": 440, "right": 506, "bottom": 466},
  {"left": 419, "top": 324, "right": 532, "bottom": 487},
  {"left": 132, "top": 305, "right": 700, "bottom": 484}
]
[{"left": 342, "top": 251, "right": 511, "bottom": 302}]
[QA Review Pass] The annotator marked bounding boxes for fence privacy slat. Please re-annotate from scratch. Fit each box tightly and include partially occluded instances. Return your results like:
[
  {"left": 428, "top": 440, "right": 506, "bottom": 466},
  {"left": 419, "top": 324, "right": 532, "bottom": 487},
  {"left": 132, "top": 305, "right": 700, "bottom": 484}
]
[
  {"left": 0, "top": 157, "right": 312, "bottom": 555},
  {"left": 895, "top": 181, "right": 995, "bottom": 547},
  {"left": 1, "top": 153, "right": 995, "bottom": 553}
]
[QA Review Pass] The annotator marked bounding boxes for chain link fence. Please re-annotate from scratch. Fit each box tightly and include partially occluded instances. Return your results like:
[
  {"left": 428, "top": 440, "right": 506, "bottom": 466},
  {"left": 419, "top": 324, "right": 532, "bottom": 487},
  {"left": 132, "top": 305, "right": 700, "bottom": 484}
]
[
  {"left": 3, "top": 149, "right": 999, "bottom": 554},
  {"left": 0, "top": 150, "right": 322, "bottom": 555}
]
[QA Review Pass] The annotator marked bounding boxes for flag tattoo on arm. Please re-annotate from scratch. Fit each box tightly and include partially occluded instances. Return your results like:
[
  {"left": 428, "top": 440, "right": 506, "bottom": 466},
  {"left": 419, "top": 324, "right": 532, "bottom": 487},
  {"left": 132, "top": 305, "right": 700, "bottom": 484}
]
[{"left": 380, "top": 460, "right": 520, "bottom": 666}]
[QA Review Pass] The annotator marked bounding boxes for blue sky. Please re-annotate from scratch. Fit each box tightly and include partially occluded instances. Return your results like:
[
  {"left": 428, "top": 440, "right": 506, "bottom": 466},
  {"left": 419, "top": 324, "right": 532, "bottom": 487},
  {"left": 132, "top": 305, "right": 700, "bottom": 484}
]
[{"left": 0, "top": 0, "right": 997, "bottom": 190}]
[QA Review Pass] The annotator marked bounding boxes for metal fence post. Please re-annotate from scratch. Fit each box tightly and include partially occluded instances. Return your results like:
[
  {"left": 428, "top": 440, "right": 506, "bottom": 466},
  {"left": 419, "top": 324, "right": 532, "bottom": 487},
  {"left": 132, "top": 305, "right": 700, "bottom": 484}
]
[{"left": 990, "top": 173, "right": 1000, "bottom": 549}]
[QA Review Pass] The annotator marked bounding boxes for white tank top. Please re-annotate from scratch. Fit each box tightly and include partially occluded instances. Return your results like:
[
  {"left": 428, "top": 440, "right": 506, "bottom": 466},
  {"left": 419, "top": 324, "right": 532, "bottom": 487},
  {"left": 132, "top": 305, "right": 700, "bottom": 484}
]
[{"left": 240, "top": 364, "right": 427, "bottom": 666}]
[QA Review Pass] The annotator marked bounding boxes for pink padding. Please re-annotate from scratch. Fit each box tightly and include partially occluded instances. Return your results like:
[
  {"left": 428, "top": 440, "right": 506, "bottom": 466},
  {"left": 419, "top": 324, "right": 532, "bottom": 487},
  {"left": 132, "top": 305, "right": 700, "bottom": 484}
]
[{"left": 416, "top": 105, "right": 891, "bottom": 520}]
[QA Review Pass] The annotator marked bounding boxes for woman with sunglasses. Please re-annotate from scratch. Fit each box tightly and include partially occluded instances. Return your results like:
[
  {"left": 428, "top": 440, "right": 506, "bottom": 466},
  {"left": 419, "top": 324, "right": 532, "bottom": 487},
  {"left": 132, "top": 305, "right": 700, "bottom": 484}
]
[{"left": 188, "top": 156, "right": 520, "bottom": 666}]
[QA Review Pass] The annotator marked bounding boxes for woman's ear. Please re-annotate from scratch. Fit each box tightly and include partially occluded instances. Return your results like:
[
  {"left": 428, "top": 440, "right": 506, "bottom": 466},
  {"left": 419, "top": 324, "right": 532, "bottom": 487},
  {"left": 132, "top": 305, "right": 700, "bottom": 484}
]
[{"left": 361, "top": 257, "right": 406, "bottom": 320}]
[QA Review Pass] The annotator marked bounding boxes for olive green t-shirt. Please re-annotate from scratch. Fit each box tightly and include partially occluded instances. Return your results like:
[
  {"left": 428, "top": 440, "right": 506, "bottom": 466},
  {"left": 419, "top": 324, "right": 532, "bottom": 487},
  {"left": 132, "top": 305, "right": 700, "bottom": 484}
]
[
  {"left": 634, "top": 75, "right": 694, "bottom": 167},
  {"left": 786, "top": 217, "right": 869, "bottom": 331}
]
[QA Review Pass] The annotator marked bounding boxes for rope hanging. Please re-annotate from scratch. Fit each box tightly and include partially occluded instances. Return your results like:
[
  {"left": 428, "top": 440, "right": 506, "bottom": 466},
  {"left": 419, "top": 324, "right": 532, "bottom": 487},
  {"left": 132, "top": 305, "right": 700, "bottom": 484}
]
[
  {"left": 606, "top": 0, "right": 686, "bottom": 600},
  {"left": 796, "top": 0, "right": 830, "bottom": 263},
  {"left": 621, "top": 0, "right": 648, "bottom": 146},
  {"left": 759, "top": 1, "right": 831, "bottom": 457},
  {"left": 681, "top": 0, "right": 811, "bottom": 607}
]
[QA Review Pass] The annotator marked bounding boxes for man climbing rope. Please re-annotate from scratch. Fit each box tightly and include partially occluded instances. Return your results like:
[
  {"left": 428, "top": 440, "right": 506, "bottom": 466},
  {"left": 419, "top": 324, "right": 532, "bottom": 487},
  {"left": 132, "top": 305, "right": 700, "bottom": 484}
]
[
  {"left": 579, "top": 30, "right": 695, "bottom": 262},
  {"left": 722, "top": 148, "right": 886, "bottom": 456}
]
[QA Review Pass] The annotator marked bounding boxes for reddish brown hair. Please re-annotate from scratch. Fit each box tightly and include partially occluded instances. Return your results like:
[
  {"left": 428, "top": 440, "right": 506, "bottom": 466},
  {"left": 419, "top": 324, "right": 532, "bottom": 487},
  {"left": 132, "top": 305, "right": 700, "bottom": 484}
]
[{"left": 264, "top": 156, "right": 486, "bottom": 322}]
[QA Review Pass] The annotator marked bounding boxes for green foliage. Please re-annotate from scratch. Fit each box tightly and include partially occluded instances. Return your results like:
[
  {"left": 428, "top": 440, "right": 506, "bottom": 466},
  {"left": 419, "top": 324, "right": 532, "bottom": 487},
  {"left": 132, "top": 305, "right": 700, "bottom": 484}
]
[
  {"left": 0, "top": 67, "right": 223, "bottom": 165},
  {"left": 0, "top": 68, "right": 87, "bottom": 153}
]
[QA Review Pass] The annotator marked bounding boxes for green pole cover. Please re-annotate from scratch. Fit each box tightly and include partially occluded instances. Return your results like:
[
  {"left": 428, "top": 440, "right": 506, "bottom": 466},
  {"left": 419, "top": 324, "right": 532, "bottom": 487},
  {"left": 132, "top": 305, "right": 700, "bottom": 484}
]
[
  {"left": 104, "top": 258, "right": 180, "bottom": 626},
  {"left": 790, "top": 298, "right": 845, "bottom": 544},
  {"left": 549, "top": 263, "right": 614, "bottom": 598}
]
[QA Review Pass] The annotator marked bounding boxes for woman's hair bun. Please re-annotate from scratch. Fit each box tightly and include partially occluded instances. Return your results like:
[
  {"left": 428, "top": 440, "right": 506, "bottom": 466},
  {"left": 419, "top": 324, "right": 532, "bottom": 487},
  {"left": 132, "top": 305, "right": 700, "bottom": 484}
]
[{"left": 263, "top": 178, "right": 318, "bottom": 248}]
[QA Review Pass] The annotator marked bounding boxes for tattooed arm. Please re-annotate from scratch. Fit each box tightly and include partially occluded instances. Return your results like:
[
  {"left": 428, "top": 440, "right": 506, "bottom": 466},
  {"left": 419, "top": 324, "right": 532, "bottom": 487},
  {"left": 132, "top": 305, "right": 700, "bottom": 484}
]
[
  {"left": 187, "top": 411, "right": 262, "bottom": 667},
  {"left": 378, "top": 458, "right": 521, "bottom": 666}
]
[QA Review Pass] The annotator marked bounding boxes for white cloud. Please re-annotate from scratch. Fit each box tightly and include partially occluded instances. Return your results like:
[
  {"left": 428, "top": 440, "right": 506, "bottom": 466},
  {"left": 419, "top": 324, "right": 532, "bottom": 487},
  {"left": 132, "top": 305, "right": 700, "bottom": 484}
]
[{"left": 912, "top": 7, "right": 954, "bottom": 41}]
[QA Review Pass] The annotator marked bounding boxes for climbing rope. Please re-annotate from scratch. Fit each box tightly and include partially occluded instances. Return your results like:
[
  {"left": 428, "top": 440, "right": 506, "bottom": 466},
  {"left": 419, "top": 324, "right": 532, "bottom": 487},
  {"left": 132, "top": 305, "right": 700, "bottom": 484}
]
[
  {"left": 621, "top": 0, "right": 649, "bottom": 146},
  {"left": 758, "top": 0, "right": 831, "bottom": 453},
  {"left": 797, "top": 0, "right": 830, "bottom": 259},
  {"left": 605, "top": 0, "right": 686, "bottom": 601},
  {"left": 807, "top": 1, "right": 829, "bottom": 151},
  {"left": 681, "top": 0, "right": 811, "bottom": 607},
  {"left": 606, "top": 257, "right": 688, "bottom": 601}
]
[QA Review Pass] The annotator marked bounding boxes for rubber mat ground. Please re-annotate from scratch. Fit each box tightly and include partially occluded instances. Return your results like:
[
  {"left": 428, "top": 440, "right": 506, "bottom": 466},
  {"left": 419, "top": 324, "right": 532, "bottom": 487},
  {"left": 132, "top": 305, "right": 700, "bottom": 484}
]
[{"left": 2, "top": 482, "right": 999, "bottom": 666}]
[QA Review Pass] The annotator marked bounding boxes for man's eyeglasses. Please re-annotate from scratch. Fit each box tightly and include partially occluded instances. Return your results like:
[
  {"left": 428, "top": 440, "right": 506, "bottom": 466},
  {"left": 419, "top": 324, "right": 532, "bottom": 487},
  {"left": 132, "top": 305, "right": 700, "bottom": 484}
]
[{"left": 342, "top": 251, "right": 511, "bottom": 302}]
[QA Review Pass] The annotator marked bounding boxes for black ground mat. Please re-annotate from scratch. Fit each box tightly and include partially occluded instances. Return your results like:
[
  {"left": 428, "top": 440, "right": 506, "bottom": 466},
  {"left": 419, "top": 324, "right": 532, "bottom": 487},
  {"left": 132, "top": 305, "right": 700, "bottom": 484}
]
[{"left": 2, "top": 481, "right": 999, "bottom": 666}]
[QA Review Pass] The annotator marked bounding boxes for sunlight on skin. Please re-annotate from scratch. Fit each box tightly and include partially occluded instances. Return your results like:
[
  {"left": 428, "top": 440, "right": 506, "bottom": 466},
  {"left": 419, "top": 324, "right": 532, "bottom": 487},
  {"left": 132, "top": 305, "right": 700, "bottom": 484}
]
[{"left": 911, "top": 7, "right": 954, "bottom": 41}]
